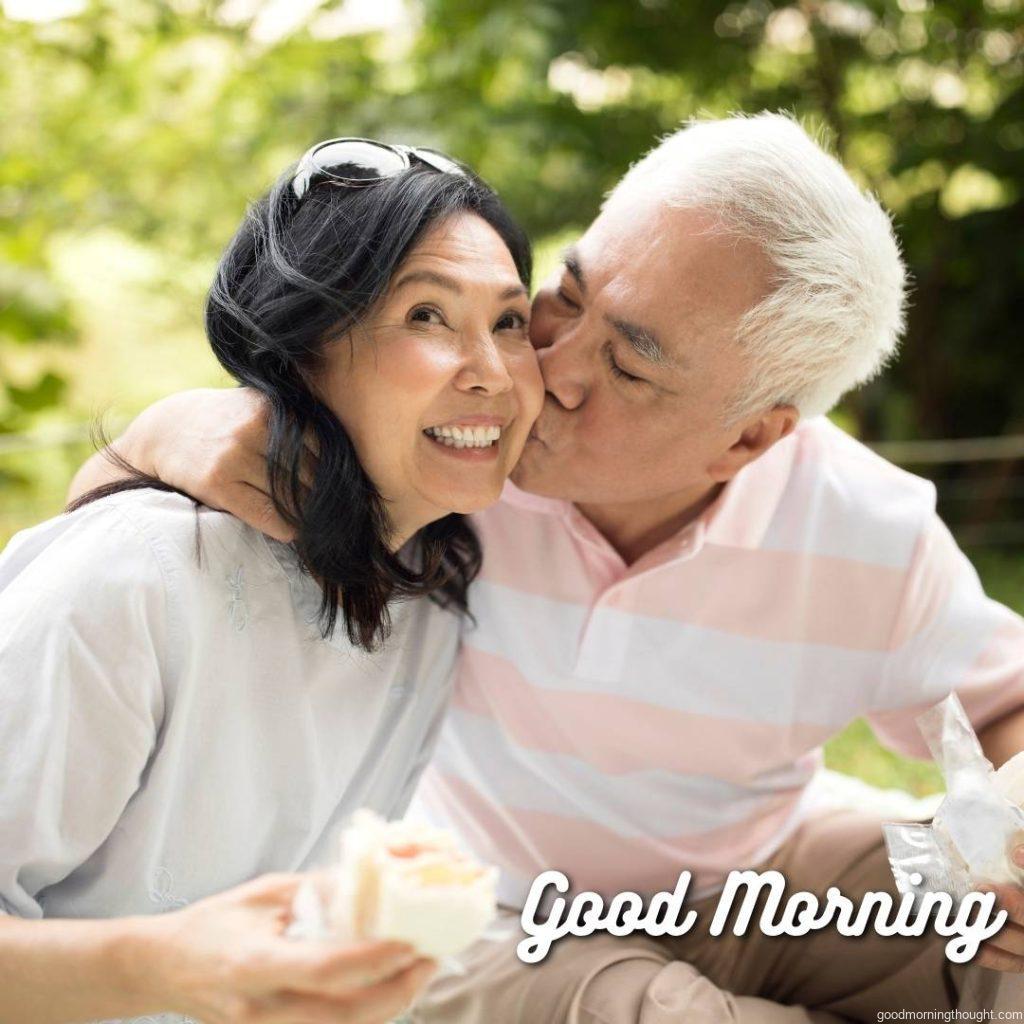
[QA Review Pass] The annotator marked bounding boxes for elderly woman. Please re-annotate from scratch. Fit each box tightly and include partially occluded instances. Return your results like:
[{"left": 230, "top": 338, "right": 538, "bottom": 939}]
[{"left": 0, "top": 138, "right": 542, "bottom": 1023}]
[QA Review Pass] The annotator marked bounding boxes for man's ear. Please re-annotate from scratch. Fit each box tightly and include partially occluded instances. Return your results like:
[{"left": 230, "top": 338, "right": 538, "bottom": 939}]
[{"left": 707, "top": 404, "right": 800, "bottom": 483}]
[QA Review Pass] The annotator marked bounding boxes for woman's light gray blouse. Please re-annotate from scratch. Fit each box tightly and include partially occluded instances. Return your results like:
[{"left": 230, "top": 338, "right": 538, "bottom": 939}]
[{"left": 0, "top": 490, "right": 458, "bottom": 949}]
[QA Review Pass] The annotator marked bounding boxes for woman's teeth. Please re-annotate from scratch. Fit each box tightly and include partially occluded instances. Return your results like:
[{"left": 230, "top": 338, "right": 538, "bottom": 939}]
[{"left": 424, "top": 425, "right": 501, "bottom": 449}]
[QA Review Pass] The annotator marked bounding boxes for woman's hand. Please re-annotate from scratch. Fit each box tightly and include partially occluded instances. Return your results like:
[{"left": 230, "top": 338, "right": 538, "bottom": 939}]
[
  {"left": 67, "top": 388, "right": 298, "bottom": 542},
  {"left": 146, "top": 872, "right": 436, "bottom": 1024}
]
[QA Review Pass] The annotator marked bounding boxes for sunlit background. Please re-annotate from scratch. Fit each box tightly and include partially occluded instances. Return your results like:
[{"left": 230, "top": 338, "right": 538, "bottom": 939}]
[{"left": 2, "top": 0, "right": 1022, "bottom": 797}]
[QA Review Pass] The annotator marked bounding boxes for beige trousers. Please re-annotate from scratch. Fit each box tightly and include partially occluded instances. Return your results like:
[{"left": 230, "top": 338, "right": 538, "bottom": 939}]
[{"left": 411, "top": 810, "right": 1008, "bottom": 1023}]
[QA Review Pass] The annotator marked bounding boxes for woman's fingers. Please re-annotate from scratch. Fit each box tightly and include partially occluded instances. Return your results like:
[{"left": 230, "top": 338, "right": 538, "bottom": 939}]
[
  {"left": 325, "top": 959, "right": 436, "bottom": 1024},
  {"left": 156, "top": 872, "right": 432, "bottom": 1023},
  {"left": 261, "top": 938, "right": 421, "bottom": 995},
  {"left": 251, "top": 959, "right": 433, "bottom": 1022},
  {"left": 341, "top": 959, "right": 437, "bottom": 1024}
]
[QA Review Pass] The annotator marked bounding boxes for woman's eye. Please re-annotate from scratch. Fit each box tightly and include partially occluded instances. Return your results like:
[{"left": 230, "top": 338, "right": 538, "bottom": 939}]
[
  {"left": 409, "top": 305, "right": 445, "bottom": 325},
  {"left": 495, "top": 310, "right": 528, "bottom": 332}
]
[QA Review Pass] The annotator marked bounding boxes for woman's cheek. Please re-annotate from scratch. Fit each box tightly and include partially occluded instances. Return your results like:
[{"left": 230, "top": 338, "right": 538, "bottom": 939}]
[
  {"left": 511, "top": 345, "right": 544, "bottom": 417},
  {"left": 385, "top": 335, "right": 460, "bottom": 397}
]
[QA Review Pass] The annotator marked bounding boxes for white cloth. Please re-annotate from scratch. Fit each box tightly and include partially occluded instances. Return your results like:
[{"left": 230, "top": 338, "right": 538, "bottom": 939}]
[{"left": 0, "top": 489, "right": 459, "bottom": 1022}]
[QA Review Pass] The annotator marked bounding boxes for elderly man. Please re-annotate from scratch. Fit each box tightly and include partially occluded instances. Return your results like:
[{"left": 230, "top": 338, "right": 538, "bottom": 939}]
[{"left": 71, "top": 113, "right": 1024, "bottom": 1021}]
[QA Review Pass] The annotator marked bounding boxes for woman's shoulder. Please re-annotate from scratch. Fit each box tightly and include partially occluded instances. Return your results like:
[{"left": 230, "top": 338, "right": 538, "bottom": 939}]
[
  {"left": 0, "top": 488, "right": 284, "bottom": 602},
  {"left": 94, "top": 488, "right": 282, "bottom": 572}
]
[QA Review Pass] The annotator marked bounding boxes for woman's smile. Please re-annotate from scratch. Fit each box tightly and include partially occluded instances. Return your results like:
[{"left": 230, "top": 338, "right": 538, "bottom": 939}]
[{"left": 422, "top": 414, "right": 511, "bottom": 459}]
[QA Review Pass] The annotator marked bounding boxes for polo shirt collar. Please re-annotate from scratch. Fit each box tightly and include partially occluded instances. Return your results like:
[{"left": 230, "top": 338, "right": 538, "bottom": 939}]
[{"left": 498, "top": 425, "right": 799, "bottom": 563}]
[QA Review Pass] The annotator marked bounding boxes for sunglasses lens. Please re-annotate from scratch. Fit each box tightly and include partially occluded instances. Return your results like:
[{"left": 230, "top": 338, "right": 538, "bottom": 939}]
[
  {"left": 311, "top": 139, "right": 407, "bottom": 181},
  {"left": 292, "top": 139, "right": 409, "bottom": 198},
  {"left": 292, "top": 139, "right": 468, "bottom": 200}
]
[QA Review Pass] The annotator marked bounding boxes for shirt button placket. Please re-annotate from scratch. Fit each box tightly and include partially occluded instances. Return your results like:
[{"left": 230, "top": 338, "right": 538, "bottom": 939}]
[{"left": 573, "top": 586, "right": 634, "bottom": 681}]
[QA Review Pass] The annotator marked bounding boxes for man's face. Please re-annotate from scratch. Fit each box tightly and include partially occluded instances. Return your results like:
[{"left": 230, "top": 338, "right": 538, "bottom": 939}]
[{"left": 512, "top": 196, "right": 776, "bottom": 507}]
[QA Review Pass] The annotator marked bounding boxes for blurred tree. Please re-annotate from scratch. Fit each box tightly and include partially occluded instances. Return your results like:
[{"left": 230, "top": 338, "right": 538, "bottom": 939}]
[
  {"left": 0, "top": 0, "right": 1021, "bottom": 452},
  {"left": 405, "top": 0, "right": 1024, "bottom": 445}
]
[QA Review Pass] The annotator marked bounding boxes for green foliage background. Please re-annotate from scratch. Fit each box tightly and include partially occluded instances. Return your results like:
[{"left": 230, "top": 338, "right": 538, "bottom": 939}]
[{"left": 2, "top": 0, "right": 1022, "bottom": 794}]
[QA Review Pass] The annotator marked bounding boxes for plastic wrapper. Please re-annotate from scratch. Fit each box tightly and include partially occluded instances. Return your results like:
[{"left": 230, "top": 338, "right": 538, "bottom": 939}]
[
  {"left": 285, "top": 810, "right": 499, "bottom": 963},
  {"left": 883, "top": 692, "right": 1024, "bottom": 1011}
]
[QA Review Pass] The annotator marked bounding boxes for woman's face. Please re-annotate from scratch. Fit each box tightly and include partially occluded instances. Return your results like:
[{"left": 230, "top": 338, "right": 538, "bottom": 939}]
[{"left": 318, "top": 211, "right": 543, "bottom": 539}]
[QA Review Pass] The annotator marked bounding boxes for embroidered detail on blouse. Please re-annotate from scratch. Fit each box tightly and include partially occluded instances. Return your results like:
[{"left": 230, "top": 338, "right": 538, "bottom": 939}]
[
  {"left": 267, "top": 542, "right": 322, "bottom": 628},
  {"left": 226, "top": 565, "right": 248, "bottom": 631},
  {"left": 148, "top": 866, "right": 189, "bottom": 912},
  {"left": 94, "top": 1016, "right": 199, "bottom": 1023}
]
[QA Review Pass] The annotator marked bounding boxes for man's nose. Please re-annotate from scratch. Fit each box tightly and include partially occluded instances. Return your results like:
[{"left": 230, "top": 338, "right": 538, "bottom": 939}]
[
  {"left": 537, "top": 332, "right": 587, "bottom": 411},
  {"left": 528, "top": 311, "right": 553, "bottom": 352}
]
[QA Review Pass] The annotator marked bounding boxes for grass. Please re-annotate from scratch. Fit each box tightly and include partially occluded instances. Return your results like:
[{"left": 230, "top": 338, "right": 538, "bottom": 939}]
[{"left": 824, "top": 719, "right": 943, "bottom": 796}]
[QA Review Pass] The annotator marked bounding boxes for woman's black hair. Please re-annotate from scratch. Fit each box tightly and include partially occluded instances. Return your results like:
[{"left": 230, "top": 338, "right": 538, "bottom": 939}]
[{"left": 72, "top": 156, "right": 532, "bottom": 650}]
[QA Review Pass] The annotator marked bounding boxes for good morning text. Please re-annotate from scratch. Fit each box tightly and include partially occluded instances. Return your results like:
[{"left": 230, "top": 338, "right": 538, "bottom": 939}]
[{"left": 517, "top": 869, "right": 1006, "bottom": 965}]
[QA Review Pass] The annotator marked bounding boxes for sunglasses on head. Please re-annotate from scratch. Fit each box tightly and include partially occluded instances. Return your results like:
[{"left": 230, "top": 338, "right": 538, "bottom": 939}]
[{"left": 291, "top": 137, "right": 468, "bottom": 200}]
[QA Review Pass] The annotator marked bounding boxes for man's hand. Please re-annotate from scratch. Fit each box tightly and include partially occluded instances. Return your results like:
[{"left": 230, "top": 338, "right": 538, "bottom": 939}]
[
  {"left": 68, "top": 388, "right": 298, "bottom": 542},
  {"left": 975, "top": 840, "right": 1024, "bottom": 973},
  {"left": 974, "top": 715, "right": 1024, "bottom": 972}
]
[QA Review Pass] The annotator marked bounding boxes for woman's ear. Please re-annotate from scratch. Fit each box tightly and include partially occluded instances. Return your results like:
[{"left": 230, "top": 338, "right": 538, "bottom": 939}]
[{"left": 707, "top": 404, "right": 799, "bottom": 482}]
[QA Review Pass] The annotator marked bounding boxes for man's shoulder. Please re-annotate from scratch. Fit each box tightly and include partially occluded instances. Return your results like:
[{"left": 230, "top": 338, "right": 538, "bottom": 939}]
[
  {"left": 766, "top": 417, "right": 937, "bottom": 567},
  {"left": 793, "top": 413, "right": 910, "bottom": 464}
]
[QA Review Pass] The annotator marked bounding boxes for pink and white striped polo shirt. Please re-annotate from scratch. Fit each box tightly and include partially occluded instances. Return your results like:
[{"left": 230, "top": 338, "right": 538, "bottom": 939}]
[{"left": 413, "top": 416, "right": 1024, "bottom": 907}]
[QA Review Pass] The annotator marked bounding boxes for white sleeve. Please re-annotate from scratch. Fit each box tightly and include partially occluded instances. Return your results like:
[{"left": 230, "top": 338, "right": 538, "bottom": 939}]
[
  {"left": 0, "top": 502, "right": 169, "bottom": 918},
  {"left": 868, "top": 511, "right": 1024, "bottom": 760},
  {"left": 392, "top": 682, "right": 451, "bottom": 818}
]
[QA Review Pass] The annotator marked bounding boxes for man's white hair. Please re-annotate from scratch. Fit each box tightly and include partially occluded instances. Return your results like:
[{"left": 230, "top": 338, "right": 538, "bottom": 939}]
[{"left": 605, "top": 112, "right": 907, "bottom": 421}]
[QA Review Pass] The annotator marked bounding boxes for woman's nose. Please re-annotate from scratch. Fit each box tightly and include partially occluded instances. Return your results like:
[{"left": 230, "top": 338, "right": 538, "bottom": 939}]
[
  {"left": 454, "top": 332, "right": 514, "bottom": 395},
  {"left": 537, "top": 332, "right": 587, "bottom": 411}
]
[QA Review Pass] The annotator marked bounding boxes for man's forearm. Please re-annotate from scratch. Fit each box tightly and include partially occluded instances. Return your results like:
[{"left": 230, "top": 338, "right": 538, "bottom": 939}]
[
  {"left": 979, "top": 705, "right": 1024, "bottom": 769},
  {"left": 67, "top": 447, "right": 132, "bottom": 504},
  {"left": 62, "top": 388, "right": 296, "bottom": 541},
  {"left": 66, "top": 398, "right": 172, "bottom": 504}
]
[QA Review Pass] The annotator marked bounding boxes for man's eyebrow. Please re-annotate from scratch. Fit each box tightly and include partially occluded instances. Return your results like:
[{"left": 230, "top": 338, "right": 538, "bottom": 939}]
[
  {"left": 393, "top": 269, "right": 527, "bottom": 301},
  {"left": 561, "top": 249, "right": 672, "bottom": 367},
  {"left": 605, "top": 314, "right": 668, "bottom": 366},
  {"left": 562, "top": 247, "right": 586, "bottom": 294}
]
